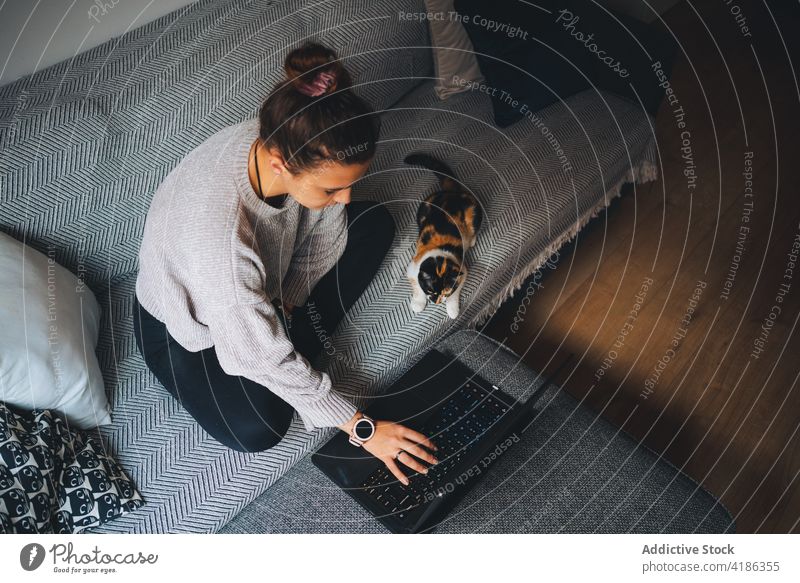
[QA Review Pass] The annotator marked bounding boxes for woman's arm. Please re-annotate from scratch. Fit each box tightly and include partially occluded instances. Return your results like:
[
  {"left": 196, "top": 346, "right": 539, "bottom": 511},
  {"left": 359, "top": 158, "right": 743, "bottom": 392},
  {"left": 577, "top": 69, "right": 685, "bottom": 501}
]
[{"left": 206, "top": 298, "right": 357, "bottom": 430}]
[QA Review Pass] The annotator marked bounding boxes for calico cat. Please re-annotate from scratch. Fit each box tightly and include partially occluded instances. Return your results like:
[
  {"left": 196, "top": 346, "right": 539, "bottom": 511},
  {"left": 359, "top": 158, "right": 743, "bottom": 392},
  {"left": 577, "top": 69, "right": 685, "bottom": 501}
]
[{"left": 405, "top": 153, "right": 482, "bottom": 319}]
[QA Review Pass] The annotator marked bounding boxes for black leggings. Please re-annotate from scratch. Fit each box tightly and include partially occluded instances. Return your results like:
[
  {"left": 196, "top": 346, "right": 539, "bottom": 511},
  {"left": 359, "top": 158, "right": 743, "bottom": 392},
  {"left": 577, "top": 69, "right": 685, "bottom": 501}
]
[{"left": 133, "top": 201, "right": 394, "bottom": 452}]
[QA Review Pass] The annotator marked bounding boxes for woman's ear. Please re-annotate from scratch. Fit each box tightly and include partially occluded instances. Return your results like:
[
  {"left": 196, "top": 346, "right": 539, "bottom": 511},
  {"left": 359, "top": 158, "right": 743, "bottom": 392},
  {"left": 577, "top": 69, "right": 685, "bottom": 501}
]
[{"left": 266, "top": 147, "right": 288, "bottom": 175}]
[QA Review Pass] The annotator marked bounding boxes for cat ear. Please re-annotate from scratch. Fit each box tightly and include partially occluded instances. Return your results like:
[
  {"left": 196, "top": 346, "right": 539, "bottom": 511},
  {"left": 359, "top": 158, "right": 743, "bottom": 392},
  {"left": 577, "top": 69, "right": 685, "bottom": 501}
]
[{"left": 446, "top": 258, "right": 464, "bottom": 283}]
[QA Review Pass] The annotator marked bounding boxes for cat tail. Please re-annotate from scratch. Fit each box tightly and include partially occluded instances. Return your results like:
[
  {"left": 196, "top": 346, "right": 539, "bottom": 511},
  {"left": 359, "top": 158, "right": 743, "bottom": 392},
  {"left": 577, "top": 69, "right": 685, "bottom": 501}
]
[{"left": 404, "top": 153, "right": 461, "bottom": 192}]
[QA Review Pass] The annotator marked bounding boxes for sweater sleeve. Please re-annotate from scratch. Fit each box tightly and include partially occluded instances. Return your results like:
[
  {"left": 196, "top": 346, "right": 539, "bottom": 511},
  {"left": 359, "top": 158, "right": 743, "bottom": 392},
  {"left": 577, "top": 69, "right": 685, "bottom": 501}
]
[
  {"left": 281, "top": 204, "right": 347, "bottom": 307},
  {"left": 205, "top": 298, "right": 357, "bottom": 431}
]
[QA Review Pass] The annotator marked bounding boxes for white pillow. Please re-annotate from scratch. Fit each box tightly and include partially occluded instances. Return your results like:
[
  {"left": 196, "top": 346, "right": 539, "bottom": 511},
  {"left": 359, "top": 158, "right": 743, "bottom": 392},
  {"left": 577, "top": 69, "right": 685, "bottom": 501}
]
[
  {"left": 424, "top": 0, "right": 484, "bottom": 99},
  {"left": 0, "top": 231, "right": 111, "bottom": 429}
]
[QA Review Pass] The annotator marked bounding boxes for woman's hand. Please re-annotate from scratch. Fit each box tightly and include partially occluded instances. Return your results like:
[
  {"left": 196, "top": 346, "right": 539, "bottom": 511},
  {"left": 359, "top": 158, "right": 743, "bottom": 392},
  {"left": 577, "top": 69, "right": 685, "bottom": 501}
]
[
  {"left": 339, "top": 415, "right": 438, "bottom": 485},
  {"left": 364, "top": 421, "right": 439, "bottom": 485}
]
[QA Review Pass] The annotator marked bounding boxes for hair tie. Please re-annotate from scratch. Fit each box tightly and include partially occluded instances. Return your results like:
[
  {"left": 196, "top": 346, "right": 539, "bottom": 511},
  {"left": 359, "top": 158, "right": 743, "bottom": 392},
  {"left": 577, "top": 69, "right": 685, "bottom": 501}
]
[{"left": 296, "top": 70, "right": 336, "bottom": 97}]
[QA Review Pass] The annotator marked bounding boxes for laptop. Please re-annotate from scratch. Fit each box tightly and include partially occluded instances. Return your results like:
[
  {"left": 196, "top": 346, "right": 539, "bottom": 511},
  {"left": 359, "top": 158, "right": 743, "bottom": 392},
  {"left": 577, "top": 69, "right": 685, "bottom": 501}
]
[{"left": 312, "top": 348, "right": 572, "bottom": 533}]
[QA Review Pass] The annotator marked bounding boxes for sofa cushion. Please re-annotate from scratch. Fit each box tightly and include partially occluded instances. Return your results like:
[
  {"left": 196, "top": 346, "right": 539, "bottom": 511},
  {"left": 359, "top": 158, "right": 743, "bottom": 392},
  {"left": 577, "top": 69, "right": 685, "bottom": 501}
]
[
  {"left": 0, "top": 231, "right": 111, "bottom": 429},
  {"left": 423, "top": 0, "right": 484, "bottom": 99},
  {"left": 454, "top": 0, "right": 678, "bottom": 127}
]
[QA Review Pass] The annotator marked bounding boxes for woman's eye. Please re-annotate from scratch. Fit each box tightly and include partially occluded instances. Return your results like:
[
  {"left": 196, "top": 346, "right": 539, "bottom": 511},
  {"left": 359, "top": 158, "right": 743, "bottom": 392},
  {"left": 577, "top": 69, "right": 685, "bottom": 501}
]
[{"left": 324, "top": 189, "right": 337, "bottom": 195}]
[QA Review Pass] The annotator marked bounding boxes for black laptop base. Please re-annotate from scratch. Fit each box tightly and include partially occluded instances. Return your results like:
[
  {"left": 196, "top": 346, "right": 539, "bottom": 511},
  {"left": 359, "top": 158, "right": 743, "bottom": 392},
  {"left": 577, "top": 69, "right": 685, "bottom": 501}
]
[{"left": 311, "top": 350, "right": 536, "bottom": 533}]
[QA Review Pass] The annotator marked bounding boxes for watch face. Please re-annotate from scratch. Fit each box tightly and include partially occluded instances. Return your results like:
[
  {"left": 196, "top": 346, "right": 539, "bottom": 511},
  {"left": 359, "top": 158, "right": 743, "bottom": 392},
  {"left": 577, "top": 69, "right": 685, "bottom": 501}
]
[{"left": 354, "top": 418, "right": 374, "bottom": 440}]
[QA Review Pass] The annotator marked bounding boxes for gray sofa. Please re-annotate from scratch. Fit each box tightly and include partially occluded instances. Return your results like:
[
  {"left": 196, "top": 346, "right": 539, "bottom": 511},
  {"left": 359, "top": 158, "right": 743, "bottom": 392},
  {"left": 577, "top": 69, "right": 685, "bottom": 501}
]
[{"left": 0, "top": 0, "right": 658, "bottom": 533}]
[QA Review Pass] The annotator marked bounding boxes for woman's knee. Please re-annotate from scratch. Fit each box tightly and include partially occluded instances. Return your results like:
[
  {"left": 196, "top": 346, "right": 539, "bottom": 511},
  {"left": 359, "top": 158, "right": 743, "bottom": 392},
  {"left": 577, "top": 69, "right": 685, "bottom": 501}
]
[{"left": 219, "top": 403, "right": 294, "bottom": 453}]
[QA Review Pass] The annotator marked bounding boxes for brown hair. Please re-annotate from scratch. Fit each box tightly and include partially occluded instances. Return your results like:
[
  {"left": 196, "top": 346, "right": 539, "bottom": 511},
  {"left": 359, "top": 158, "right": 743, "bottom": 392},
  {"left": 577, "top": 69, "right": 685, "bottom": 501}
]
[{"left": 258, "top": 42, "right": 379, "bottom": 172}]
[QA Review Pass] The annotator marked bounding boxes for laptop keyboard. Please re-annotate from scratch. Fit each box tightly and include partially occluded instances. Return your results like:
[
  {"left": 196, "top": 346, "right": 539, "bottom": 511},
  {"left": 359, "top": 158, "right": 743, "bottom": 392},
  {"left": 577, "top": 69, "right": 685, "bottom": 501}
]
[{"left": 359, "top": 379, "right": 512, "bottom": 518}]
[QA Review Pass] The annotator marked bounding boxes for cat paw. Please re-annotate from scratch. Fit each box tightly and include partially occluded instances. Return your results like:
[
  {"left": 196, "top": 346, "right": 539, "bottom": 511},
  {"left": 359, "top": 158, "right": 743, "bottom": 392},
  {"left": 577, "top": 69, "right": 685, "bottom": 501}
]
[
  {"left": 446, "top": 302, "right": 460, "bottom": 319},
  {"left": 410, "top": 298, "right": 426, "bottom": 313}
]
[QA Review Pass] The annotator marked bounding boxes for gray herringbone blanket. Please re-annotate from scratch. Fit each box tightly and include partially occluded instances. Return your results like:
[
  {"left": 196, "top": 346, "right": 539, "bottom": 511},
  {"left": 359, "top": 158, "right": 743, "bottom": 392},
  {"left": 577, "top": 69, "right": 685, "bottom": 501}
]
[{"left": 0, "top": 0, "right": 657, "bottom": 532}]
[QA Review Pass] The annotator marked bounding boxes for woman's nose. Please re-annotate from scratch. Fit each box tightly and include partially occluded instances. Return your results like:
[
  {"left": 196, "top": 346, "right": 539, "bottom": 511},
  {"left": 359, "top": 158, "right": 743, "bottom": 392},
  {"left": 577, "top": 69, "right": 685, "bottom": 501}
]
[{"left": 333, "top": 188, "right": 351, "bottom": 205}]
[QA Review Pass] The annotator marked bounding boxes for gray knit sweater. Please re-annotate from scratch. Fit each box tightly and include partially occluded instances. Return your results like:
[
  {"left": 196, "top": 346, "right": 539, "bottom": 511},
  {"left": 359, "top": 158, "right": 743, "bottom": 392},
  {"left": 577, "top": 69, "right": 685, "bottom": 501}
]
[{"left": 135, "top": 118, "right": 356, "bottom": 431}]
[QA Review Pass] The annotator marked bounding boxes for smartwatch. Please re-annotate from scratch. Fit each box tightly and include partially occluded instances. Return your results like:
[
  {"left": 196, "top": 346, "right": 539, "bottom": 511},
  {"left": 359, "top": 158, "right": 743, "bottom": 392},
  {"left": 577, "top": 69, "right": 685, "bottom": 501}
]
[{"left": 348, "top": 414, "right": 376, "bottom": 447}]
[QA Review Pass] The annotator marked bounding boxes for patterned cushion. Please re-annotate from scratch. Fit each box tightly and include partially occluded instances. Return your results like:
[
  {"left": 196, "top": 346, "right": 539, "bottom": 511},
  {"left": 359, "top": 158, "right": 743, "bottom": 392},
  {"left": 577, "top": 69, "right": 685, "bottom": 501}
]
[{"left": 0, "top": 402, "right": 144, "bottom": 533}]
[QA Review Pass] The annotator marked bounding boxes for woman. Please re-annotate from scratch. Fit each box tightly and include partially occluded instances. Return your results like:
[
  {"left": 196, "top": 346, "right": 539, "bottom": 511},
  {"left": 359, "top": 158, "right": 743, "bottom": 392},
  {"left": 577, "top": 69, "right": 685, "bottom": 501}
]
[{"left": 133, "top": 42, "right": 436, "bottom": 485}]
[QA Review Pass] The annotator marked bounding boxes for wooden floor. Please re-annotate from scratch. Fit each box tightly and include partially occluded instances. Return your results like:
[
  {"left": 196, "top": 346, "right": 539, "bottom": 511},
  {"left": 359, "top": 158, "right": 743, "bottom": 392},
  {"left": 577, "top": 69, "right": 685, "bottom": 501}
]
[{"left": 485, "top": 1, "right": 800, "bottom": 533}]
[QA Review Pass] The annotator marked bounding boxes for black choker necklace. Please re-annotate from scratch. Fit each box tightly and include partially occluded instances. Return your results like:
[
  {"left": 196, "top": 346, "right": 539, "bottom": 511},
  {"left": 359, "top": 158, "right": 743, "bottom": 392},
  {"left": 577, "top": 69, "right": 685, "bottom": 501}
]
[{"left": 253, "top": 140, "right": 265, "bottom": 198}]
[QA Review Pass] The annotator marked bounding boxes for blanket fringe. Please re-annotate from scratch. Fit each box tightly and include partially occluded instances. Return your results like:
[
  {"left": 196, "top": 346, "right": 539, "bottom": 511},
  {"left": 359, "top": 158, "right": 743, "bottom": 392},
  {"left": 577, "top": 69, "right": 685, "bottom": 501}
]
[{"left": 468, "top": 156, "right": 659, "bottom": 328}]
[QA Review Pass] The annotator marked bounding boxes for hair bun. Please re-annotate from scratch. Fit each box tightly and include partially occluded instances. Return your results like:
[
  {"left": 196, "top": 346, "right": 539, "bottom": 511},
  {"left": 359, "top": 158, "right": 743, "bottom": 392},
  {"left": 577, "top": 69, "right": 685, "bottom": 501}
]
[{"left": 284, "top": 42, "right": 352, "bottom": 97}]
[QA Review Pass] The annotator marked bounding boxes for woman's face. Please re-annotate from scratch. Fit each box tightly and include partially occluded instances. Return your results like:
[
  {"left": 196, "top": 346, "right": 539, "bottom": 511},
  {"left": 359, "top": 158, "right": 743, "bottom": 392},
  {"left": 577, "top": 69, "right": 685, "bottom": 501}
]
[{"left": 281, "top": 156, "right": 371, "bottom": 210}]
